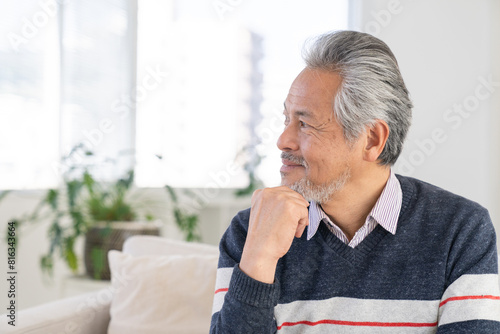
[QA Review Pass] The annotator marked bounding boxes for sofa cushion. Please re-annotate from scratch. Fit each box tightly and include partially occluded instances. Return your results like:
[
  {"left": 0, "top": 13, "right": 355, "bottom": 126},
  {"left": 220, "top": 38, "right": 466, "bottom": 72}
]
[
  {"left": 122, "top": 235, "right": 219, "bottom": 257},
  {"left": 0, "top": 289, "right": 110, "bottom": 334},
  {"left": 107, "top": 249, "right": 218, "bottom": 334}
]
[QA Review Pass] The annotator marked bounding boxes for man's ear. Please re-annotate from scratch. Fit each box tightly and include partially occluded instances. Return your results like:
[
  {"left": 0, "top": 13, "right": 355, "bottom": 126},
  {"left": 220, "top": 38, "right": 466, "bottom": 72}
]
[{"left": 363, "top": 120, "right": 389, "bottom": 163}]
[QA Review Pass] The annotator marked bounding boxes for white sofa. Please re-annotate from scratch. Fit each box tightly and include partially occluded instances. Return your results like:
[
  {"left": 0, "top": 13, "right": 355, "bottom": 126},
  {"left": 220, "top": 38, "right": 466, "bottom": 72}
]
[{"left": 1, "top": 236, "right": 219, "bottom": 334}]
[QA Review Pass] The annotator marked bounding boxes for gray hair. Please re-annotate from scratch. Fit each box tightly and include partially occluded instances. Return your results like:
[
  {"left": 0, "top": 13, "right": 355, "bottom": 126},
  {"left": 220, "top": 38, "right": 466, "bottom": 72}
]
[{"left": 302, "top": 30, "right": 412, "bottom": 165}]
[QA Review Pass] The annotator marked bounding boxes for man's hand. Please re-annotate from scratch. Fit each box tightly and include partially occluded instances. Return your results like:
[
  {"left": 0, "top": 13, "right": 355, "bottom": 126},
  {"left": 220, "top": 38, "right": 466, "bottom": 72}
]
[{"left": 239, "top": 186, "right": 309, "bottom": 284}]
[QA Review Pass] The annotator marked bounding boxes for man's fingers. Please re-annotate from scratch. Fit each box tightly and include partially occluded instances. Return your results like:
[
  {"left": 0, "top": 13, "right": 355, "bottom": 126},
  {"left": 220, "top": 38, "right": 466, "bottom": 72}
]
[
  {"left": 252, "top": 187, "right": 310, "bottom": 214},
  {"left": 279, "top": 186, "right": 310, "bottom": 206}
]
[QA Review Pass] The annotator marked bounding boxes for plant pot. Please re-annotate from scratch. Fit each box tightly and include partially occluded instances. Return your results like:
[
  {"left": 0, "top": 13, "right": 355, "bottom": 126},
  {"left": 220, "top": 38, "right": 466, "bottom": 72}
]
[{"left": 84, "top": 221, "right": 160, "bottom": 280}]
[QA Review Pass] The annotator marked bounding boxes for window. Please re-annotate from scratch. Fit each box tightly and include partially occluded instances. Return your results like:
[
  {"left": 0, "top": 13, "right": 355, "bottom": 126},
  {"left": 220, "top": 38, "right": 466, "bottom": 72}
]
[
  {"left": 0, "top": 1, "right": 60, "bottom": 189},
  {"left": 0, "top": 0, "right": 137, "bottom": 189},
  {"left": 58, "top": 0, "right": 137, "bottom": 181}
]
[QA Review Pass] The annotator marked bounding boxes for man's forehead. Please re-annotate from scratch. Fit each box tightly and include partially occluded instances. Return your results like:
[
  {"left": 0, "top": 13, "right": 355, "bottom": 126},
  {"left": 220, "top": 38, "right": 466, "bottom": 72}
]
[
  {"left": 283, "top": 68, "right": 340, "bottom": 119},
  {"left": 291, "top": 67, "right": 341, "bottom": 95}
]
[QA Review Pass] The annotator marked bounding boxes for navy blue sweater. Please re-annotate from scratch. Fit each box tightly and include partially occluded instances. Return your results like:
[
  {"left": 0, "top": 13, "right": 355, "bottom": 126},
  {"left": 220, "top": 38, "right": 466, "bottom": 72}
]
[{"left": 210, "top": 175, "right": 500, "bottom": 333}]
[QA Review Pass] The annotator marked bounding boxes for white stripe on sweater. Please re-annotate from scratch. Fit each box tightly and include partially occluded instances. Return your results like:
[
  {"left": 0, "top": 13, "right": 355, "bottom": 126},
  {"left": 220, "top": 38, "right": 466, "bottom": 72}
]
[
  {"left": 274, "top": 296, "right": 440, "bottom": 333},
  {"left": 212, "top": 267, "right": 233, "bottom": 314},
  {"left": 438, "top": 274, "right": 500, "bottom": 326}
]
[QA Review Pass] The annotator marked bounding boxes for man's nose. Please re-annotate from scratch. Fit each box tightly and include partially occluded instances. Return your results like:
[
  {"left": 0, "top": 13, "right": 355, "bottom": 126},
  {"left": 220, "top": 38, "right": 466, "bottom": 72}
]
[{"left": 277, "top": 123, "right": 299, "bottom": 152}]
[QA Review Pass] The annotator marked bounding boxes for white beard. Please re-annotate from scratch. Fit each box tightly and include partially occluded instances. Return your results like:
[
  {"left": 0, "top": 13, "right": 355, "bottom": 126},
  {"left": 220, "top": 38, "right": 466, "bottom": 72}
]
[{"left": 283, "top": 166, "right": 351, "bottom": 204}]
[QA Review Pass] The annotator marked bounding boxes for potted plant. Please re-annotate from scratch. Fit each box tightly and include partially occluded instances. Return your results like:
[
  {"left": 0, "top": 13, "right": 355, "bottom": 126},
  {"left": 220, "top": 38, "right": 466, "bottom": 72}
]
[
  {"left": 8, "top": 144, "right": 161, "bottom": 280},
  {"left": 80, "top": 168, "right": 161, "bottom": 280},
  {"left": 6, "top": 144, "right": 206, "bottom": 280}
]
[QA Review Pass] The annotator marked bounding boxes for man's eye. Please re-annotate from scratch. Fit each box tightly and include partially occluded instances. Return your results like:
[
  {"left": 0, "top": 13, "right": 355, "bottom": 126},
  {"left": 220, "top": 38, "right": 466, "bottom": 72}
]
[{"left": 299, "top": 121, "right": 307, "bottom": 127}]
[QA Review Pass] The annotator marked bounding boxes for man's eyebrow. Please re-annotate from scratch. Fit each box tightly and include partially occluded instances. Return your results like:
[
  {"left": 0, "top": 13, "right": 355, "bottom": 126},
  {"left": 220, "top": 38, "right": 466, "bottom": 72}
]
[{"left": 283, "top": 102, "right": 316, "bottom": 119}]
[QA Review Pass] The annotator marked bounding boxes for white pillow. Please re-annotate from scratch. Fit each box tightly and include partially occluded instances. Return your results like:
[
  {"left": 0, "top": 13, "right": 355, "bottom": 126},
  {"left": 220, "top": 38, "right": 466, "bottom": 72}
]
[
  {"left": 122, "top": 235, "right": 219, "bottom": 257},
  {"left": 107, "top": 250, "right": 219, "bottom": 334}
]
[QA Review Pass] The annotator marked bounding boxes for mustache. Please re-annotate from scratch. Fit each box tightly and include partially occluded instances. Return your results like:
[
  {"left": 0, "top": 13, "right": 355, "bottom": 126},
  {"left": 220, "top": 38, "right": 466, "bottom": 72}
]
[{"left": 281, "top": 152, "right": 307, "bottom": 167}]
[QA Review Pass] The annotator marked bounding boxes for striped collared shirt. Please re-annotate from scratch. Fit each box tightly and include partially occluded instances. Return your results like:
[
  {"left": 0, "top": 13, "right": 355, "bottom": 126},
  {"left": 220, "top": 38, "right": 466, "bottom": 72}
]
[{"left": 307, "top": 170, "right": 403, "bottom": 248}]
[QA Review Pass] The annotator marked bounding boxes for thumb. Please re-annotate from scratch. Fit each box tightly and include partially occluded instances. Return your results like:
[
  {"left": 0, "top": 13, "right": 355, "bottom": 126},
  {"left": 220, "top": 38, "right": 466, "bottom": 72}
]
[{"left": 295, "top": 217, "right": 309, "bottom": 238}]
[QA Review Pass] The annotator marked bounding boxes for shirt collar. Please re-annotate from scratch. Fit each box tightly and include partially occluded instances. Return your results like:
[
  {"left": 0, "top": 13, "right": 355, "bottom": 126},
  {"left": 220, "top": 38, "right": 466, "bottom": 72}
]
[{"left": 307, "top": 169, "right": 402, "bottom": 240}]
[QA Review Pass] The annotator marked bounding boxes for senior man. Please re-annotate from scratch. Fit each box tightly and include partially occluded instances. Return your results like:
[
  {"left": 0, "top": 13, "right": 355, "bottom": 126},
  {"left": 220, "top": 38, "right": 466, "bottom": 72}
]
[{"left": 210, "top": 30, "right": 500, "bottom": 333}]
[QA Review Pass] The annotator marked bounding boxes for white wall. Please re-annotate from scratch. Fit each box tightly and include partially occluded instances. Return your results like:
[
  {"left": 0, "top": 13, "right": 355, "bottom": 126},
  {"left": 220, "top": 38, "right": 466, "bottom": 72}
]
[
  {"left": 350, "top": 0, "right": 500, "bottom": 246},
  {"left": 1, "top": 192, "right": 72, "bottom": 311}
]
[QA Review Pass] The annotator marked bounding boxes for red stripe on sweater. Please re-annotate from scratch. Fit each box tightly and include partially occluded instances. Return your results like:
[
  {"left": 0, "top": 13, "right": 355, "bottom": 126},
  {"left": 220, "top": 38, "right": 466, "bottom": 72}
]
[
  {"left": 277, "top": 319, "right": 438, "bottom": 330},
  {"left": 214, "top": 288, "right": 228, "bottom": 295},
  {"left": 439, "top": 294, "right": 500, "bottom": 307}
]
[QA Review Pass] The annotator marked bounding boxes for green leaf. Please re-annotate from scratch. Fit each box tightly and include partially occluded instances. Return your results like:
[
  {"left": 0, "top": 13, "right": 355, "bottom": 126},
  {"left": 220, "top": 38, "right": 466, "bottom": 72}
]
[
  {"left": 40, "top": 255, "right": 54, "bottom": 277},
  {"left": 66, "top": 180, "right": 83, "bottom": 208},
  {"left": 47, "top": 220, "right": 62, "bottom": 255},
  {"left": 117, "top": 170, "right": 134, "bottom": 190},
  {"left": 98, "top": 225, "right": 113, "bottom": 238},
  {"left": 63, "top": 237, "right": 78, "bottom": 273},
  {"left": 69, "top": 210, "right": 86, "bottom": 235},
  {"left": 82, "top": 170, "right": 97, "bottom": 200},
  {"left": 45, "top": 189, "right": 59, "bottom": 210},
  {"left": 165, "top": 187, "right": 201, "bottom": 242},
  {"left": 165, "top": 185, "right": 178, "bottom": 203},
  {"left": 91, "top": 247, "right": 106, "bottom": 280}
]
